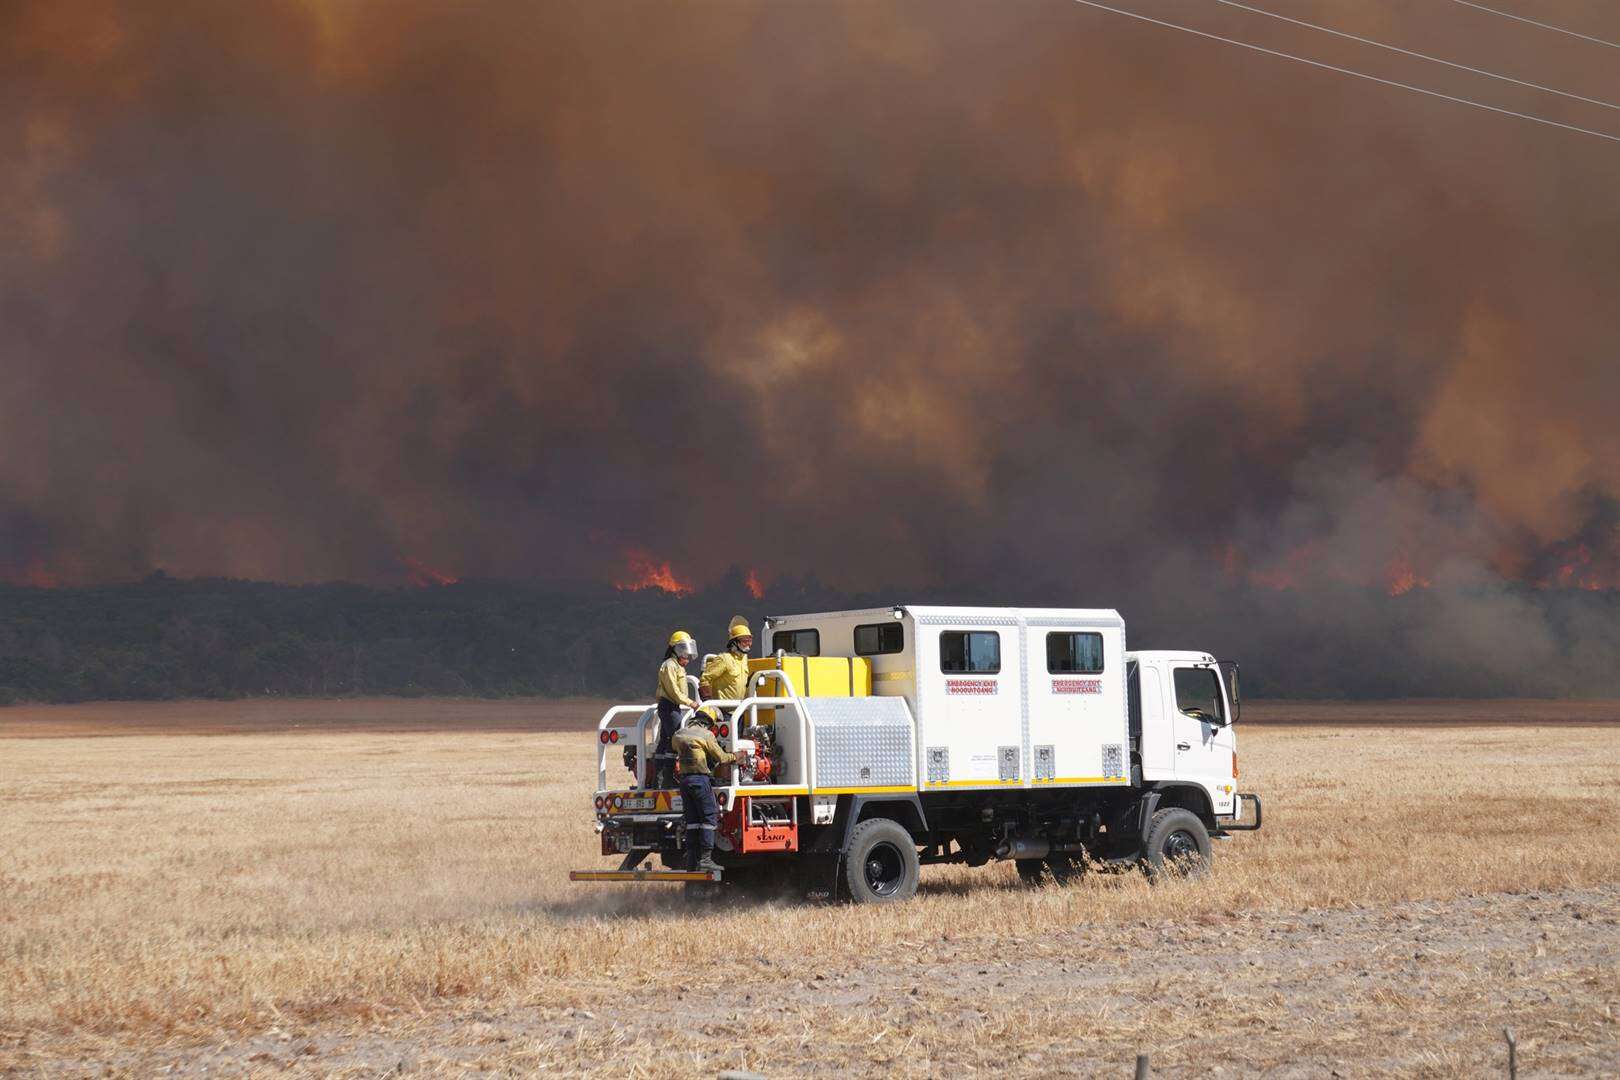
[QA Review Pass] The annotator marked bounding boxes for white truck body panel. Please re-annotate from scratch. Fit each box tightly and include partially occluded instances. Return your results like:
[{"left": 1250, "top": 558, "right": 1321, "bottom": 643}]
[{"left": 760, "top": 605, "right": 1133, "bottom": 794}]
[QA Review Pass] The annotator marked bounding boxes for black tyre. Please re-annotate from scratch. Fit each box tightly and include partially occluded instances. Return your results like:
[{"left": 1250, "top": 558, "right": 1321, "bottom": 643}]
[
  {"left": 1141, "top": 808, "right": 1212, "bottom": 881},
  {"left": 1015, "top": 858, "right": 1047, "bottom": 886},
  {"left": 842, "top": 818, "right": 920, "bottom": 904}
]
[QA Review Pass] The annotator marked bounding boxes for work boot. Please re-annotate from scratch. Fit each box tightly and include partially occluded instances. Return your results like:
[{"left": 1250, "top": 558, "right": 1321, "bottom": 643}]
[{"left": 694, "top": 834, "right": 723, "bottom": 874}]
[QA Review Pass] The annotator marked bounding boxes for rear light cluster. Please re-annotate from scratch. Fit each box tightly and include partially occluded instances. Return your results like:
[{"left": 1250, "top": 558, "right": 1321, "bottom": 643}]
[
  {"left": 598, "top": 729, "right": 621, "bottom": 744},
  {"left": 593, "top": 795, "right": 627, "bottom": 812}
]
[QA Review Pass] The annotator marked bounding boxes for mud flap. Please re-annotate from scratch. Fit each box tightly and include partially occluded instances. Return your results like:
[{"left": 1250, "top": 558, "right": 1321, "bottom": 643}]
[{"left": 798, "top": 854, "right": 841, "bottom": 903}]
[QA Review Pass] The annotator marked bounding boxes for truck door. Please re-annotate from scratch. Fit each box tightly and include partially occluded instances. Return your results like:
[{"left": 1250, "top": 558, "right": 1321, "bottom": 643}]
[
  {"left": 1168, "top": 663, "right": 1236, "bottom": 813},
  {"left": 1136, "top": 662, "right": 1174, "bottom": 777}
]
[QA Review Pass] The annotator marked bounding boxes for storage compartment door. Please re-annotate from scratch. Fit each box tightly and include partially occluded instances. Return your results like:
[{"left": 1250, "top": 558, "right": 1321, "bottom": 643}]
[
  {"left": 922, "top": 626, "right": 1022, "bottom": 790},
  {"left": 1025, "top": 625, "right": 1129, "bottom": 786}
]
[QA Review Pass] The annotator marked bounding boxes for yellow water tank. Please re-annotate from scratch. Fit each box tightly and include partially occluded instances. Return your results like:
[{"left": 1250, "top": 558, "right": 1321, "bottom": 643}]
[
  {"left": 744, "top": 655, "right": 870, "bottom": 724},
  {"left": 748, "top": 655, "right": 871, "bottom": 697}
]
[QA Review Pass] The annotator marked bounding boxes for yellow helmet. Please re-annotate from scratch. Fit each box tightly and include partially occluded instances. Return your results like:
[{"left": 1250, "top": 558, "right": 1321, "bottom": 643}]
[
  {"left": 668, "top": 630, "right": 697, "bottom": 658},
  {"left": 668, "top": 630, "right": 694, "bottom": 646},
  {"left": 728, "top": 617, "right": 752, "bottom": 641}
]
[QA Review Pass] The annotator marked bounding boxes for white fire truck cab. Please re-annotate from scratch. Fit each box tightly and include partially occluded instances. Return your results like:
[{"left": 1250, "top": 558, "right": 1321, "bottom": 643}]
[{"left": 570, "top": 605, "right": 1261, "bottom": 902}]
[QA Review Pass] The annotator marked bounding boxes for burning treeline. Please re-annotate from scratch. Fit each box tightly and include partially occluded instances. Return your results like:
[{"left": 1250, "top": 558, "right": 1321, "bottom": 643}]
[{"left": 3, "top": 1, "right": 1620, "bottom": 690}]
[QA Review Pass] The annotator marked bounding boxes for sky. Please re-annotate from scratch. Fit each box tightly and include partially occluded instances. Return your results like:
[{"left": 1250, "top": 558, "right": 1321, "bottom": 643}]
[{"left": 3, "top": 0, "right": 1619, "bottom": 611}]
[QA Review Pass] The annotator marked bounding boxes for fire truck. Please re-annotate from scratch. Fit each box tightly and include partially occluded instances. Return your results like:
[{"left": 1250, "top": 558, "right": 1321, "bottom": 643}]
[{"left": 569, "top": 605, "right": 1261, "bottom": 903}]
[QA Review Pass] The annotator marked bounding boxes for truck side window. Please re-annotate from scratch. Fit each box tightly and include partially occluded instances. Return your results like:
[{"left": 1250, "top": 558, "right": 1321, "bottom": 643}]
[
  {"left": 770, "top": 629, "right": 820, "bottom": 656},
  {"left": 939, "top": 631, "right": 1000, "bottom": 674},
  {"left": 1047, "top": 631, "right": 1103, "bottom": 673},
  {"left": 1173, "top": 667, "right": 1225, "bottom": 721},
  {"left": 854, "top": 622, "right": 904, "bottom": 656}
]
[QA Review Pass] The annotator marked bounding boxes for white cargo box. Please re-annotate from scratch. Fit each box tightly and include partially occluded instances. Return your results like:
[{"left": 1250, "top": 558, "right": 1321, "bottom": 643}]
[{"left": 760, "top": 606, "right": 1131, "bottom": 792}]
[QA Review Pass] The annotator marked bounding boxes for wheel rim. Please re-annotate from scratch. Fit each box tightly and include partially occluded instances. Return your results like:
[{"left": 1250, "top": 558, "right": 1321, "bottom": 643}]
[
  {"left": 864, "top": 841, "right": 905, "bottom": 896},
  {"left": 1163, "top": 829, "right": 1200, "bottom": 865}
]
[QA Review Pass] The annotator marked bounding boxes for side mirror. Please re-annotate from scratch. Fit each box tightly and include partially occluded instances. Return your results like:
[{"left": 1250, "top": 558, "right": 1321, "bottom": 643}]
[{"left": 1217, "top": 660, "right": 1241, "bottom": 724}]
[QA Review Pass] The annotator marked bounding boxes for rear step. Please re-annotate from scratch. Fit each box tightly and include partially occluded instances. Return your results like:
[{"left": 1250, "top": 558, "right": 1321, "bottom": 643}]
[{"left": 569, "top": 869, "right": 722, "bottom": 883}]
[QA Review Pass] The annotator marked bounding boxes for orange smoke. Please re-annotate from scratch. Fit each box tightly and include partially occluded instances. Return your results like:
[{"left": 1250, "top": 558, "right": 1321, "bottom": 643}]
[
  {"left": 745, "top": 568, "right": 765, "bottom": 600},
  {"left": 614, "top": 549, "right": 693, "bottom": 596},
  {"left": 400, "top": 556, "right": 457, "bottom": 587}
]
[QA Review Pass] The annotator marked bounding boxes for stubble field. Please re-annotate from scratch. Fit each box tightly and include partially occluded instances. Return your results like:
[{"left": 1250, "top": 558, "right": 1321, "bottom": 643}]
[{"left": 2, "top": 698, "right": 1619, "bottom": 1077}]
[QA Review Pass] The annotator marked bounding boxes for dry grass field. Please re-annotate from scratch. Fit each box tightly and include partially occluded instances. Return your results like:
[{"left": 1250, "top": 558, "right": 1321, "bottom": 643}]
[{"left": 3, "top": 698, "right": 1619, "bottom": 1077}]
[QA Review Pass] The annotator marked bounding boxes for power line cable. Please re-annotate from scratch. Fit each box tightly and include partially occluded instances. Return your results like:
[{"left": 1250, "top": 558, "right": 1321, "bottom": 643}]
[
  {"left": 1211, "top": 0, "right": 1620, "bottom": 113},
  {"left": 1451, "top": 0, "right": 1620, "bottom": 52},
  {"left": 1066, "top": 0, "right": 1620, "bottom": 145}
]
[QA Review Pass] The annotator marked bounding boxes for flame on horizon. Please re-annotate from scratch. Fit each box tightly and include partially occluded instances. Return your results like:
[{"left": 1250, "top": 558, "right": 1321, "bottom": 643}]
[
  {"left": 614, "top": 550, "right": 693, "bottom": 596},
  {"left": 400, "top": 556, "right": 457, "bottom": 587},
  {"left": 1385, "top": 553, "right": 1431, "bottom": 597}
]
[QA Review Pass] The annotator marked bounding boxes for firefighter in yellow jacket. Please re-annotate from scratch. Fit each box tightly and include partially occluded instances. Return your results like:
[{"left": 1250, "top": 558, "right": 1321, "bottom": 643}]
[
  {"left": 671, "top": 714, "right": 736, "bottom": 872},
  {"left": 699, "top": 617, "right": 754, "bottom": 702},
  {"left": 652, "top": 630, "right": 698, "bottom": 790}
]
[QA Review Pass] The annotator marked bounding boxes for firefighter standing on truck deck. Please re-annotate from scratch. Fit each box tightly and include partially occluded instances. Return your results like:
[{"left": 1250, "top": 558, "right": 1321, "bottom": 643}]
[
  {"left": 671, "top": 713, "right": 735, "bottom": 872},
  {"left": 699, "top": 618, "right": 753, "bottom": 703},
  {"left": 653, "top": 631, "right": 698, "bottom": 790}
]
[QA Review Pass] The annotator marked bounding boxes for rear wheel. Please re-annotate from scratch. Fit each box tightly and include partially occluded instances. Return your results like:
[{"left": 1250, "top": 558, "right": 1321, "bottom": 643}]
[
  {"left": 1141, "top": 808, "right": 1212, "bottom": 881},
  {"left": 842, "top": 818, "right": 920, "bottom": 904}
]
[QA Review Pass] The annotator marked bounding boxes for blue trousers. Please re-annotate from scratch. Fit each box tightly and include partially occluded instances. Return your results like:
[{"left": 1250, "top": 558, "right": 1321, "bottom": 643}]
[{"left": 680, "top": 773, "right": 719, "bottom": 866}]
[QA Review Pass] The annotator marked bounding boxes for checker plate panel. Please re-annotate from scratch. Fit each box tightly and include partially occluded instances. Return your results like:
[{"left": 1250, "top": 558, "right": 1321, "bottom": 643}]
[{"left": 805, "top": 697, "right": 916, "bottom": 788}]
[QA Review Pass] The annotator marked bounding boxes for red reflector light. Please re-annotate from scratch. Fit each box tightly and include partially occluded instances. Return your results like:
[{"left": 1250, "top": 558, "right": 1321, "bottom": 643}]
[
  {"left": 609, "top": 730, "right": 620, "bottom": 743},
  {"left": 599, "top": 730, "right": 610, "bottom": 744},
  {"left": 718, "top": 724, "right": 730, "bottom": 737},
  {"left": 594, "top": 796, "right": 604, "bottom": 809}
]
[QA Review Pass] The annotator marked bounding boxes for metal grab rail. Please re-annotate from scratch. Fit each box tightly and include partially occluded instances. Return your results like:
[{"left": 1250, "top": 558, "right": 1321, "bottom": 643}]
[
  {"left": 594, "top": 704, "right": 656, "bottom": 792},
  {"left": 592, "top": 673, "right": 710, "bottom": 789},
  {"left": 718, "top": 668, "right": 806, "bottom": 812},
  {"left": 593, "top": 669, "right": 809, "bottom": 808}
]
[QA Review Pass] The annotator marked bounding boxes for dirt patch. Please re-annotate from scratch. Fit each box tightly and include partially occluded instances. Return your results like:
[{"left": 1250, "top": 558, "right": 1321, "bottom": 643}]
[
  {"left": 1247, "top": 698, "right": 1620, "bottom": 726},
  {"left": 12, "top": 885, "right": 1617, "bottom": 1077},
  {"left": 5, "top": 696, "right": 1620, "bottom": 741},
  {"left": 0, "top": 696, "right": 614, "bottom": 738}
]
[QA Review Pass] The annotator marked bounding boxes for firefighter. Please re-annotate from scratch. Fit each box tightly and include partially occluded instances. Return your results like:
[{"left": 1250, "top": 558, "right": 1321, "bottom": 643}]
[
  {"left": 671, "top": 713, "right": 736, "bottom": 872},
  {"left": 699, "top": 617, "right": 754, "bottom": 702},
  {"left": 652, "top": 630, "right": 698, "bottom": 790}
]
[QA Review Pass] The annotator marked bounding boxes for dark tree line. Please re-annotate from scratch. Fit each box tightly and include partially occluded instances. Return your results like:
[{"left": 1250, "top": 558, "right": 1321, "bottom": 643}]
[
  {"left": 0, "top": 571, "right": 804, "bottom": 704},
  {"left": 2, "top": 571, "right": 1619, "bottom": 704}
]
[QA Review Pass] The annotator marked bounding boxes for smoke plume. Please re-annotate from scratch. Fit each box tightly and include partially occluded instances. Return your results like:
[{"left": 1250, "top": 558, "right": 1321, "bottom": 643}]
[{"left": 4, "top": 1, "right": 1620, "bottom": 691}]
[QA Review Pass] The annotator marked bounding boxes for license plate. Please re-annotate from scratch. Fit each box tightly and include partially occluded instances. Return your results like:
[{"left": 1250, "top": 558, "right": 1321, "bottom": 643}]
[{"left": 617, "top": 796, "right": 656, "bottom": 811}]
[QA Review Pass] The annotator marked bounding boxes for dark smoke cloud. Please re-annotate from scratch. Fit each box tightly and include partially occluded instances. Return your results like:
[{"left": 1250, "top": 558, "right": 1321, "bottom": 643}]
[{"left": 4, "top": 0, "right": 1620, "bottom": 684}]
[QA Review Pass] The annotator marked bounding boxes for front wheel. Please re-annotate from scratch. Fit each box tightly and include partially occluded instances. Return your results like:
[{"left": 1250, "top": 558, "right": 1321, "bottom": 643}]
[
  {"left": 842, "top": 818, "right": 921, "bottom": 904},
  {"left": 1141, "top": 808, "right": 1212, "bottom": 881}
]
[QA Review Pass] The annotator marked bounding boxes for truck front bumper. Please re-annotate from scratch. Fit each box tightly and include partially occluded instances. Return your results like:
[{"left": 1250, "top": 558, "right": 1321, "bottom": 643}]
[{"left": 1217, "top": 792, "right": 1263, "bottom": 832}]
